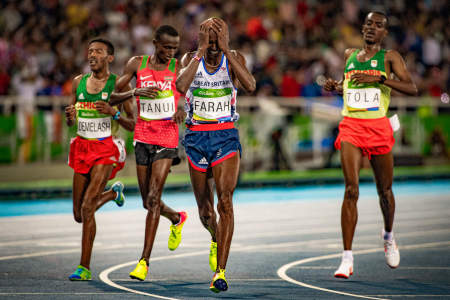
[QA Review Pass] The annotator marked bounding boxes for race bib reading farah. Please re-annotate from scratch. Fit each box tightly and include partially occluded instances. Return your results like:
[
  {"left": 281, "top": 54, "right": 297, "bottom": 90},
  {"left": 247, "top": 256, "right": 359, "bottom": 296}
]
[
  {"left": 346, "top": 88, "right": 381, "bottom": 110},
  {"left": 139, "top": 90, "right": 175, "bottom": 121},
  {"left": 192, "top": 88, "right": 232, "bottom": 121},
  {"left": 77, "top": 116, "right": 111, "bottom": 139}
]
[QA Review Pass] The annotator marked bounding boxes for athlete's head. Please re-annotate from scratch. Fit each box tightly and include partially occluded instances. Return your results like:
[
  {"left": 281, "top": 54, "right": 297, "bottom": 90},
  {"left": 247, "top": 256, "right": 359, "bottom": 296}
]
[
  {"left": 362, "top": 12, "right": 388, "bottom": 45},
  {"left": 202, "top": 17, "right": 229, "bottom": 58},
  {"left": 153, "top": 25, "right": 180, "bottom": 63},
  {"left": 87, "top": 38, "right": 114, "bottom": 72}
]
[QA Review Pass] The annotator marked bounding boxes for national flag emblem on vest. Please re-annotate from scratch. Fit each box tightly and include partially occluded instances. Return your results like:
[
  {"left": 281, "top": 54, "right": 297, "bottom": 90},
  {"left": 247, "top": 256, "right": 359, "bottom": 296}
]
[
  {"left": 102, "top": 92, "right": 108, "bottom": 100},
  {"left": 79, "top": 93, "right": 85, "bottom": 100},
  {"left": 371, "top": 60, "right": 378, "bottom": 67}
]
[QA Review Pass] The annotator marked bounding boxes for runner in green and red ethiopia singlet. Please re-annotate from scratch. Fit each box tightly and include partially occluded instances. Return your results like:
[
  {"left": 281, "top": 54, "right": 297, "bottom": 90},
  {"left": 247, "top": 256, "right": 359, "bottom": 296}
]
[
  {"left": 65, "top": 38, "right": 135, "bottom": 281},
  {"left": 323, "top": 12, "right": 418, "bottom": 279}
]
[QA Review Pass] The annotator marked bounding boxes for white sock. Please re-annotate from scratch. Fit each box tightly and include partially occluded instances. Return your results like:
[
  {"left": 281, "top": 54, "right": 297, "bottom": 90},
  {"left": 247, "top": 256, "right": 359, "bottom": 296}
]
[
  {"left": 383, "top": 230, "right": 393, "bottom": 241},
  {"left": 343, "top": 250, "right": 353, "bottom": 261}
]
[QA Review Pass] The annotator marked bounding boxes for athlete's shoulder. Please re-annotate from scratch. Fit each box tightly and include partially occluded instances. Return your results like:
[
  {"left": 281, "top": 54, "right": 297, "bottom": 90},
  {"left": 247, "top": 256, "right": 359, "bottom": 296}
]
[
  {"left": 72, "top": 74, "right": 84, "bottom": 86},
  {"left": 182, "top": 51, "right": 196, "bottom": 60},
  {"left": 127, "top": 55, "right": 144, "bottom": 67},
  {"left": 384, "top": 49, "right": 402, "bottom": 60},
  {"left": 179, "top": 52, "right": 196, "bottom": 66},
  {"left": 344, "top": 48, "right": 358, "bottom": 59}
]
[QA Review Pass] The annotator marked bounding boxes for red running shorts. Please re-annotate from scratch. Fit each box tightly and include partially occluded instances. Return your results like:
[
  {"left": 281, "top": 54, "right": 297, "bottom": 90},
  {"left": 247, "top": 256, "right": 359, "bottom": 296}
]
[
  {"left": 68, "top": 136, "right": 126, "bottom": 179},
  {"left": 335, "top": 116, "right": 395, "bottom": 160}
]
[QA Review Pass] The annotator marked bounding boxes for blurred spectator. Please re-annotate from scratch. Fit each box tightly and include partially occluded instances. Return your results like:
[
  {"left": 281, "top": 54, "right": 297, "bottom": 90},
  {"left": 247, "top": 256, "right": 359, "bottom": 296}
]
[
  {"left": 0, "top": 0, "right": 447, "bottom": 98},
  {"left": 280, "top": 68, "right": 300, "bottom": 97},
  {"left": 0, "top": 66, "right": 10, "bottom": 95}
]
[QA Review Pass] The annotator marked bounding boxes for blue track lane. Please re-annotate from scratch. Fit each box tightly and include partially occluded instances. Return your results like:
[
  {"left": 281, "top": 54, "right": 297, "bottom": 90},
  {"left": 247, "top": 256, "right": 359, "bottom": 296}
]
[{"left": 1, "top": 180, "right": 448, "bottom": 218}]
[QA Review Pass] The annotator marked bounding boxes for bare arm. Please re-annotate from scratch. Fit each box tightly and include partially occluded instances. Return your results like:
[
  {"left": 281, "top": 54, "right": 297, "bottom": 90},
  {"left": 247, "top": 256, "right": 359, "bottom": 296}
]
[
  {"left": 175, "top": 52, "right": 200, "bottom": 94},
  {"left": 176, "top": 22, "right": 211, "bottom": 94},
  {"left": 65, "top": 75, "right": 82, "bottom": 127},
  {"left": 226, "top": 50, "right": 256, "bottom": 93},
  {"left": 384, "top": 50, "right": 418, "bottom": 95},
  {"left": 349, "top": 50, "right": 418, "bottom": 95},
  {"left": 95, "top": 83, "right": 136, "bottom": 132},
  {"left": 211, "top": 18, "right": 255, "bottom": 93},
  {"left": 109, "top": 56, "right": 141, "bottom": 106},
  {"left": 323, "top": 48, "right": 356, "bottom": 95},
  {"left": 115, "top": 84, "right": 136, "bottom": 132}
]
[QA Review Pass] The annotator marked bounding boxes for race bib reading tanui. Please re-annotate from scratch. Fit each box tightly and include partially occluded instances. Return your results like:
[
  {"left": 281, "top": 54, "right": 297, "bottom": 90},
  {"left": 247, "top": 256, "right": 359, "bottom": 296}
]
[
  {"left": 345, "top": 88, "right": 381, "bottom": 110},
  {"left": 139, "top": 90, "right": 175, "bottom": 121}
]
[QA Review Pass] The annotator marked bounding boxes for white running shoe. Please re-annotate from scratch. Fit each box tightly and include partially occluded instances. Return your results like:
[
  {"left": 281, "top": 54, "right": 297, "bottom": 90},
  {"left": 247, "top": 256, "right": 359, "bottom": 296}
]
[
  {"left": 334, "top": 257, "right": 353, "bottom": 279},
  {"left": 383, "top": 234, "right": 400, "bottom": 268}
]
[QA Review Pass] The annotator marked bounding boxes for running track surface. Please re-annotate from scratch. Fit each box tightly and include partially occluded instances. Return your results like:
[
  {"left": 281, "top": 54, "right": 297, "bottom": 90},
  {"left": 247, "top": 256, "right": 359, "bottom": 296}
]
[{"left": 0, "top": 180, "right": 449, "bottom": 299}]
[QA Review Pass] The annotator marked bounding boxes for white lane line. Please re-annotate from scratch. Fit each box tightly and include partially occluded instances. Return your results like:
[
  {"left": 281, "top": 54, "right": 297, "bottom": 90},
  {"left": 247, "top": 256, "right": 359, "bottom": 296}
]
[
  {"left": 114, "top": 278, "right": 282, "bottom": 282},
  {"left": 277, "top": 241, "right": 450, "bottom": 300},
  {"left": 99, "top": 250, "right": 209, "bottom": 300},
  {"left": 1, "top": 227, "right": 449, "bottom": 262},
  {"left": 0, "top": 244, "right": 130, "bottom": 261},
  {"left": 0, "top": 293, "right": 125, "bottom": 295},
  {"left": 100, "top": 240, "right": 450, "bottom": 299},
  {"left": 367, "top": 295, "right": 450, "bottom": 298},
  {"left": 294, "top": 266, "right": 450, "bottom": 270}
]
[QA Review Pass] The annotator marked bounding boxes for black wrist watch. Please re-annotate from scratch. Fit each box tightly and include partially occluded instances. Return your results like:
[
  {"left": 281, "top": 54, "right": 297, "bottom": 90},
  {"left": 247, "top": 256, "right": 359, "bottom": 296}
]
[{"left": 379, "top": 75, "right": 387, "bottom": 84}]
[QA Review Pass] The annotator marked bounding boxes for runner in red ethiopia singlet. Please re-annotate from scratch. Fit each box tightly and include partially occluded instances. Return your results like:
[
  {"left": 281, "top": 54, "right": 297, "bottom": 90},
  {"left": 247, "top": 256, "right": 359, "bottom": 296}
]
[{"left": 108, "top": 25, "right": 187, "bottom": 282}]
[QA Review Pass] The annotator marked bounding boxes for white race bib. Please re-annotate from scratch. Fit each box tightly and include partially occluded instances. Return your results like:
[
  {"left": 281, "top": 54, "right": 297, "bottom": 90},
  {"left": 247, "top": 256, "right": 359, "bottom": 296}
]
[
  {"left": 77, "top": 117, "right": 111, "bottom": 139},
  {"left": 346, "top": 88, "right": 381, "bottom": 109},
  {"left": 139, "top": 96, "right": 175, "bottom": 120},
  {"left": 192, "top": 95, "right": 231, "bottom": 121}
]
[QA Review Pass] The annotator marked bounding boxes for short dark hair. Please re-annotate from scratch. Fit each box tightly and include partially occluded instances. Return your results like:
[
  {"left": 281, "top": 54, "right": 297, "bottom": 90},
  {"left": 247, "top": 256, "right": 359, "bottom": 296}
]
[
  {"left": 366, "top": 11, "right": 389, "bottom": 28},
  {"left": 88, "top": 38, "right": 114, "bottom": 55},
  {"left": 155, "top": 25, "right": 179, "bottom": 41}
]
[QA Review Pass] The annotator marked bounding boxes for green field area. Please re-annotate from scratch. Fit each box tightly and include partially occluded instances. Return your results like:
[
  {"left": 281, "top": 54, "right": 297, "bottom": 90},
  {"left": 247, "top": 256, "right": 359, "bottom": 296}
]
[{"left": 1, "top": 165, "right": 449, "bottom": 190}]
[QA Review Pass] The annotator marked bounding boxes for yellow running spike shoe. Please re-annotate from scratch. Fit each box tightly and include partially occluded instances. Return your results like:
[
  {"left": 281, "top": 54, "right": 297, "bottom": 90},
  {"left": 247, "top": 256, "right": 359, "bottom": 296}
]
[
  {"left": 168, "top": 211, "right": 188, "bottom": 251},
  {"left": 129, "top": 259, "right": 148, "bottom": 281},
  {"left": 210, "top": 269, "right": 228, "bottom": 293},
  {"left": 209, "top": 240, "right": 217, "bottom": 272}
]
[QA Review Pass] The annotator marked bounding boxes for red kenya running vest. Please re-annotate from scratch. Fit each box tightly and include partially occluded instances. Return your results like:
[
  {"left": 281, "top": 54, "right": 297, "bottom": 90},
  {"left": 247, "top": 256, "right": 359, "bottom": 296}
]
[{"left": 134, "top": 56, "right": 180, "bottom": 148}]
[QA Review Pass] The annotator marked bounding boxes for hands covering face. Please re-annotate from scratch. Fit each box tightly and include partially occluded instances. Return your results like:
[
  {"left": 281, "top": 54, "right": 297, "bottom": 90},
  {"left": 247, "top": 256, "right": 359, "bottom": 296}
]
[
  {"left": 198, "top": 19, "right": 212, "bottom": 51},
  {"left": 198, "top": 18, "right": 230, "bottom": 52},
  {"left": 210, "top": 18, "right": 229, "bottom": 52}
]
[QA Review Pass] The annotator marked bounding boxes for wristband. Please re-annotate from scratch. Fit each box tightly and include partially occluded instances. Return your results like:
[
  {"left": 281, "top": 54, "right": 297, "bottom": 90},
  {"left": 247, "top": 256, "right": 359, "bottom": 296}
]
[
  {"left": 113, "top": 110, "right": 121, "bottom": 120},
  {"left": 379, "top": 75, "right": 387, "bottom": 84},
  {"left": 132, "top": 88, "right": 136, "bottom": 96}
]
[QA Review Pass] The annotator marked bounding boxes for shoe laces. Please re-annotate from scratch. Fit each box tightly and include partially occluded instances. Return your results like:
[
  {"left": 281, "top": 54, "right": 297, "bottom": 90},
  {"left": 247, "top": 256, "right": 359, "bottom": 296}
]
[
  {"left": 74, "top": 268, "right": 83, "bottom": 276},
  {"left": 170, "top": 225, "right": 180, "bottom": 237},
  {"left": 211, "top": 241, "right": 217, "bottom": 255},
  {"left": 384, "top": 239, "right": 396, "bottom": 253}
]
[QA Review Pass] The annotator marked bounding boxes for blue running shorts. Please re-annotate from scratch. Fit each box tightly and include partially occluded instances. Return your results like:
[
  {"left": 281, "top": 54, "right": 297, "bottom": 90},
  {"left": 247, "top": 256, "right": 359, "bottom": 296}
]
[{"left": 182, "top": 128, "right": 242, "bottom": 172}]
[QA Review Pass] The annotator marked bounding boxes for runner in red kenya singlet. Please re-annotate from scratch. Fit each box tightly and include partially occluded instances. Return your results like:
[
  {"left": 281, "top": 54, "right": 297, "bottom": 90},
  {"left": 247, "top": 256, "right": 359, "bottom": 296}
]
[{"left": 109, "top": 25, "right": 187, "bottom": 281}]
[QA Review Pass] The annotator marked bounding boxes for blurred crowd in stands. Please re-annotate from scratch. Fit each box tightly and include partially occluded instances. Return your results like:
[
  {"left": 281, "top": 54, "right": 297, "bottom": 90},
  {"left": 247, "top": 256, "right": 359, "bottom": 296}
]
[{"left": 0, "top": 0, "right": 448, "bottom": 99}]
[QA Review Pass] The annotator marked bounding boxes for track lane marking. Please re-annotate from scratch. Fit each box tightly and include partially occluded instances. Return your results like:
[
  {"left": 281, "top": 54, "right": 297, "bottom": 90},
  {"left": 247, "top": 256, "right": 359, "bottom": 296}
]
[{"left": 277, "top": 241, "right": 450, "bottom": 300}]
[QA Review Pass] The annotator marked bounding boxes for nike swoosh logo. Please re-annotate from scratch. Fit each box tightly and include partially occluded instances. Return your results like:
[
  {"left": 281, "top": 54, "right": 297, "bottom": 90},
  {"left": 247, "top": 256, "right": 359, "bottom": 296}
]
[
  {"left": 156, "top": 148, "right": 165, "bottom": 153},
  {"left": 140, "top": 75, "right": 152, "bottom": 80}
]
